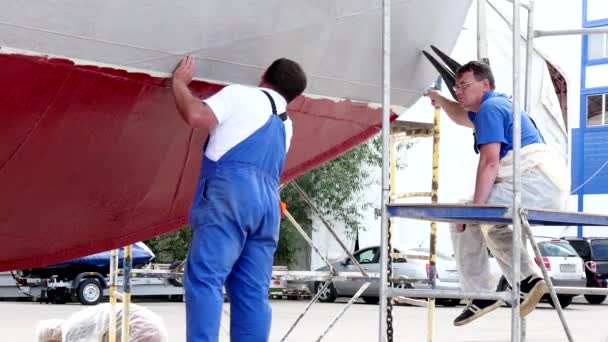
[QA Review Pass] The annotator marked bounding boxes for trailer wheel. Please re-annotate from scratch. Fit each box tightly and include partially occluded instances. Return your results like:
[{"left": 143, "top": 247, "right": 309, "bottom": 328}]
[
  {"left": 548, "top": 294, "right": 574, "bottom": 309},
  {"left": 77, "top": 278, "right": 102, "bottom": 305},
  {"left": 584, "top": 294, "right": 606, "bottom": 304},
  {"left": 168, "top": 294, "right": 184, "bottom": 302}
]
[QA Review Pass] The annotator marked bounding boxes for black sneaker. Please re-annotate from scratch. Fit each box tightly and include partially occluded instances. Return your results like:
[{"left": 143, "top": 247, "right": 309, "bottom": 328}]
[
  {"left": 453, "top": 299, "right": 503, "bottom": 326},
  {"left": 520, "top": 276, "right": 547, "bottom": 317}
]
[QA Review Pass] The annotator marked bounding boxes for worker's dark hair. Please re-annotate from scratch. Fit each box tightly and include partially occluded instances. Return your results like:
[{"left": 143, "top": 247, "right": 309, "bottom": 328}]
[
  {"left": 264, "top": 58, "right": 307, "bottom": 103},
  {"left": 456, "top": 61, "right": 496, "bottom": 90}
]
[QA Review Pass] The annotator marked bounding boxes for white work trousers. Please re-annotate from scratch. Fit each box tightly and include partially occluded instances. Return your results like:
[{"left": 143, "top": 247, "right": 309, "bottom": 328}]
[{"left": 451, "top": 144, "right": 569, "bottom": 292}]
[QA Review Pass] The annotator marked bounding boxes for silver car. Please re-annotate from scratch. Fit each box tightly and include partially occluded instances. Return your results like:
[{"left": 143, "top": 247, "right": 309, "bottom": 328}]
[
  {"left": 313, "top": 245, "right": 460, "bottom": 306},
  {"left": 493, "top": 237, "right": 586, "bottom": 309}
]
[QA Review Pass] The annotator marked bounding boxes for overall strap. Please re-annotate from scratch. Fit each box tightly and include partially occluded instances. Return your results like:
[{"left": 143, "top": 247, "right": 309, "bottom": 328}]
[{"left": 260, "top": 90, "right": 288, "bottom": 121}]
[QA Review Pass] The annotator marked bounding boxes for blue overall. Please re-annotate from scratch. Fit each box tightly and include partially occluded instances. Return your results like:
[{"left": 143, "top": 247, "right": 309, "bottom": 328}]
[{"left": 185, "top": 92, "right": 286, "bottom": 342}]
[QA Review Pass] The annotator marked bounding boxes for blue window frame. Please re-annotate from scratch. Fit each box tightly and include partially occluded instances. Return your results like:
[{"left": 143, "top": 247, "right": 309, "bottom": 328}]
[
  {"left": 586, "top": 33, "right": 608, "bottom": 65},
  {"left": 584, "top": 0, "right": 608, "bottom": 28},
  {"left": 584, "top": 91, "right": 608, "bottom": 126}
]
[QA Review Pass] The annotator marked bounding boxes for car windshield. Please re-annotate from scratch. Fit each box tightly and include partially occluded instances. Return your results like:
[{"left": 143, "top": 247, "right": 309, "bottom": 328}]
[
  {"left": 538, "top": 241, "right": 579, "bottom": 257},
  {"left": 354, "top": 248, "right": 377, "bottom": 264},
  {"left": 409, "top": 247, "right": 453, "bottom": 261},
  {"left": 591, "top": 239, "right": 608, "bottom": 259}
]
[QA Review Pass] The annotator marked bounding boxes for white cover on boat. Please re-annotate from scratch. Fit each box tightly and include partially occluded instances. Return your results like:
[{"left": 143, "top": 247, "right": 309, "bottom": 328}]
[{"left": 0, "top": 0, "right": 472, "bottom": 107}]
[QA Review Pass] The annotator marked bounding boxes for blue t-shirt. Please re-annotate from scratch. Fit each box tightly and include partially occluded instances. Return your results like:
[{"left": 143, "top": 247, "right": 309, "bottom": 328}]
[{"left": 467, "top": 92, "right": 544, "bottom": 159}]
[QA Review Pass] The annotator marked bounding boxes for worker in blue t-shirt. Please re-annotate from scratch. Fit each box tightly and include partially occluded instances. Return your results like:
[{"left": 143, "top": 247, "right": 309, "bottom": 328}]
[{"left": 424, "top": 61, "right": 569, "bottom": 326}]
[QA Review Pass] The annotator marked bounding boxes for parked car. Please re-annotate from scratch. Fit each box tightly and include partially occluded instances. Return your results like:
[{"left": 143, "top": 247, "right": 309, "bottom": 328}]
[
  {"left": 562, "top": 236, "right": 608, "bottom": 304},
  {"left": 312, "top": 245, "right": 460, "bottom": 306},
  {"left": 493, "top": 237, "right": 586, "bottom": 309}
]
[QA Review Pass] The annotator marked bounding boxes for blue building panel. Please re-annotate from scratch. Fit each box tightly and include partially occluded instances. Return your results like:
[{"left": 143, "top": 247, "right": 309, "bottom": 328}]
[
  {"left": 572, "top": 129, "right": 608, "bottom": 194},
  {"left": 572, "top": 129, "right": 584, "bottom": 193},
  {"left": 576, "top": 1, "right": 608, "bottom": 235}
]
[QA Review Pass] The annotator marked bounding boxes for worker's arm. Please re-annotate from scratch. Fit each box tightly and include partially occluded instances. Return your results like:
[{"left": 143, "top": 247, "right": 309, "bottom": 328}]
[
  {"left": 172, "top": 55, "right": 218, "bottom": 130},
  {"left": 472, "top": 142, "right": 501, "bottom": 205},
  {"left": 423, "top": 89, "right": 473, "bottom": 128}
]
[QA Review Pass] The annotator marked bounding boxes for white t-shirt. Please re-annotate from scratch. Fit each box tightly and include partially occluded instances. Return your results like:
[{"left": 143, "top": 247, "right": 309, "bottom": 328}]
[{"left": 203, "top": 85, "right": 293, "bottom": 161}]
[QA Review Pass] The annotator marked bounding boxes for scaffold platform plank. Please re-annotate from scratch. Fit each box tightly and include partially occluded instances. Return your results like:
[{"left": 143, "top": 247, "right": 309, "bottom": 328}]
[{"left": 386, "top": 204, "right": 608, "bottom": 226}]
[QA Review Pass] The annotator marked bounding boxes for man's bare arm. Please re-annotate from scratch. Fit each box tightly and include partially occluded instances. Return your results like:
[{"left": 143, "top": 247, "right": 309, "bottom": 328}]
[
  {"left": 172, "top": 55, "right": 218, "bottom": 130},
  {"left": 423, "top": 89, "right": 473, "bottom": 128},
  {"left": 472, "top": 142, "right": 501, "bottom": 205}
]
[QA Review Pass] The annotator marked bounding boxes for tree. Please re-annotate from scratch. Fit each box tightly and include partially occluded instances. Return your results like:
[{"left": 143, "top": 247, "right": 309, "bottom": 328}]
[
  {"left": 145, "top": 227, "right": 192, "bottom": 263},
  {"left": 274, "top": 135, "right": 412, "bottom": 267}
]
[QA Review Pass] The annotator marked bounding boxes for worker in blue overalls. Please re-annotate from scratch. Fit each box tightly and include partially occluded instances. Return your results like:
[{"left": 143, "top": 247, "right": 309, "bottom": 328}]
[{"left": 171, "top": 55, "right": 306, "bottom": 341}]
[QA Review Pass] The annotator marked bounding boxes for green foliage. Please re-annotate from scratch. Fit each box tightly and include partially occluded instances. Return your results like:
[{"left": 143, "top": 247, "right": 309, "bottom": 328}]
[
  {"left": 145, "top": 227, "right": 192, "bottom": 263},
  {"left": 286, "top": 144, "right": 375, "bottom": 236},
  {"left": 275, "top": 135, "right": 414, "bottom": 267},
  {"left": 274, "top": 219, "right": 307, "bottom": 266}
]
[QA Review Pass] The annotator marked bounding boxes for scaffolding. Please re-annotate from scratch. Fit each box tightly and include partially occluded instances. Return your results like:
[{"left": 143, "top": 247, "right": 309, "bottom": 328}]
[
  {"left": 107, "top": 246, "right": 132, "bottom": 342},
  {"left": 276, "top": 118, "right": 436, "bottom": 341},
  {"left": 381, "top": 1, "right": 608, "bottom": 342}
]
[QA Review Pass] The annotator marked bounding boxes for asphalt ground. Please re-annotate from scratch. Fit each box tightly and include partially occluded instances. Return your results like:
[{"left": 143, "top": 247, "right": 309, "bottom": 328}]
[{"left": 1, "top": 296, "right": 607, "bottom": 341}]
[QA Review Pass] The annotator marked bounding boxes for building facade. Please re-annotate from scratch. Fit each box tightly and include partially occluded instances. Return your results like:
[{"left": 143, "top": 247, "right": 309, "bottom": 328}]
[{"left": 572, "top": 0, "right": 608, "bottom": 236}]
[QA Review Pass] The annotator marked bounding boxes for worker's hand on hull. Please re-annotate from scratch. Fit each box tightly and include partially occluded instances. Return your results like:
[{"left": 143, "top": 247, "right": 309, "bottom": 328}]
[
  {"left": 173, "top": 55, "right": 195, "bottom": 86},
  {"left": 423, "top": 88, "right": 443, "bottom": 108}
]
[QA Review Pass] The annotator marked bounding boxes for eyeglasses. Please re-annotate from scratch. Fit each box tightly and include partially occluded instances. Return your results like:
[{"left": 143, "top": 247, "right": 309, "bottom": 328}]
[{"left": 452, "top": 81, "right": 474, "bottom": 92}]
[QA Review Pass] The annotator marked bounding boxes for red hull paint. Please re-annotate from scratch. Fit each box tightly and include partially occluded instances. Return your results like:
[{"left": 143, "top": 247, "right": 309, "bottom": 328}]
[{"left": 0, "top": 53, "right": 397, "bottom": 271}]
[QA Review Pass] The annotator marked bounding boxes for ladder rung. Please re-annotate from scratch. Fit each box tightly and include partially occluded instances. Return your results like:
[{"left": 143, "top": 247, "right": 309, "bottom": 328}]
[
  {"left": 392, "top": 192, "right": 432, "bottom": 200},
  {"left": 114, "top": 291, "right": 124, "bottom": 301},
  {"left": 389, "top": 287, "right": 509, "bottom": 301}
]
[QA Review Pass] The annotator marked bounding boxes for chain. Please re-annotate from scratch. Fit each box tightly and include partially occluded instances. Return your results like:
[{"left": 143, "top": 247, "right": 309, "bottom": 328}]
[{"left": 386, "top": 218, "right": 393, "bottom": 341}]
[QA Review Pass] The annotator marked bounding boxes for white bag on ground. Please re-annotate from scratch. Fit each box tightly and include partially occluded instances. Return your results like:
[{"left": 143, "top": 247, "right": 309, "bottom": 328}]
[{"left": 36, "top": 303, "right": 168, "bottom": 342}]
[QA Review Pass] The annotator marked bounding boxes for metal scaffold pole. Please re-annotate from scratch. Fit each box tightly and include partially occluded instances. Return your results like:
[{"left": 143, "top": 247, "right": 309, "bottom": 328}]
[
  {"left": 121, "top": 244, "right": 132, "bottom": 342},
  {"left": 109, "top": 249, "right": 118, "bottom": 342},
  {"left": 477, "top": 0, "right": 490, "bottom": 63},
  {"left": 107, "top": 245, "right": 132, "bottom": 342},
  {"left": 380, "top": 1, "right": 608, "bottom": 341},
  {"left": 427, "top": 77, "right": 442, "bottom": 342},
  {"left": 511, "top": 0, "right": 523, "bottom": 341},
  {"left": 524, "top": 0, "right": 534, "bottom": 113},
  {"left": 379, "top": 0, "right": 392, "bottom": 340}
]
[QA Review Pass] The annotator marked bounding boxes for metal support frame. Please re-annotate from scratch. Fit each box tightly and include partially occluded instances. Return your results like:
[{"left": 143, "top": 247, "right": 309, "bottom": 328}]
[
  {"left": 379, "top": 0, "right": 392, "bottom": 340},
  {"left": 317, "top": 282, "right": 371, "bottom": 342},
  {"left": 279, "top": 170, "right": 446, "bottom": 340},
  {"left": 477, "top": 0, "right": 490, "bottom": 63},
  {"left": 274, "top": 0, "right": 608, "bottom": 340},
  {"left": 109, "top": 249, "right": 118, "bottom": 342},
  {"left": 108, "top": 245, "right": 133, "bottom": 342},
  {"left": 392, "top": 191, "right": 432, "bottom": 200},
  {"left": 511, "top": 2, "right": 523, "bottom": 341},
  {"left": 426, "top": 78, "right": 442, "bottom": 342},
  {"left": 520, "top": 211, "right": 574, "bottom": 341},
  {"left": 291, "top": 182, "right": 369, "bottom": 278},
  {"left": 535, "top": 27, "right": 608, "bottom": 38},
  {"left": 277, "top": 184, "right": 373, "bottom": 340},
  {"left": 377, "top": 1, "right": 608, "bottom": 342},
  {"left": 276, "top": 120, "right": 435, "bottom": 340}
]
